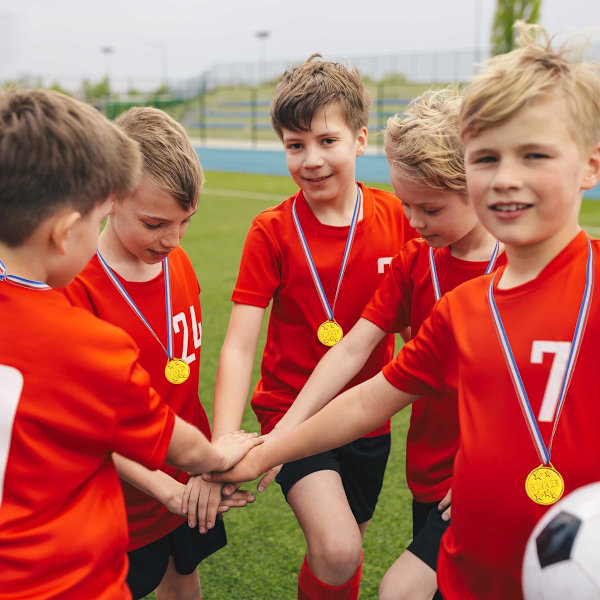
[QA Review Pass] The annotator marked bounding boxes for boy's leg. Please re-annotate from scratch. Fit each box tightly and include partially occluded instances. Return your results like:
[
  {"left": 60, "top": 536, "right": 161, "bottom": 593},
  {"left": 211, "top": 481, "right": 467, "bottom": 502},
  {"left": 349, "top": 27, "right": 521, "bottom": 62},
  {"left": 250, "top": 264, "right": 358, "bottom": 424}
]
[
  {"left": 379, "top": 501, "right": 448, "bottom": 600},
  {"left": 278, "top": 436, "right": 390, "bottom": 599},
  {"left": 155, "top": 558, "right": 201, "bottom": 600},
  {"left": 151, "top": 519, "right": 226, "bottom": 600},
  {"left": 288, "top": 469, "right": 364, "bottom": 585}
]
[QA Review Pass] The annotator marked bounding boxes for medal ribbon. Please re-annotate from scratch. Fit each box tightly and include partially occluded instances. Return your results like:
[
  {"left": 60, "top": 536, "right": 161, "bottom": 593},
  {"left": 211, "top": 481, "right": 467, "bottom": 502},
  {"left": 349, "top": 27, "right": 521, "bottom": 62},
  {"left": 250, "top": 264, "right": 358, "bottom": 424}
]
[
  {"left": 429, "top": 241, "right": 500, "bottom": 302},
  {"left": 0, "top": 258, "right": 51, "bottom": 290},
  {"left": 292, "top": 186, "right": 361, "bottom": 321},
  {"left": 487, "top": 236, "right": 593, "bottom": 465},
  {"left": 96, "top": 250, "right": 175, "bottom": 359}
]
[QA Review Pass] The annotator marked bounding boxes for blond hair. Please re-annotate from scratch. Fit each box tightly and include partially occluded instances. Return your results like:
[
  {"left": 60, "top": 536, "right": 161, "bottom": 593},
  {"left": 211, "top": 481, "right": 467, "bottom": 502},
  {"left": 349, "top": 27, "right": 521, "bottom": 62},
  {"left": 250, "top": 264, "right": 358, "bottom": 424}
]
[
  {"left": 461, "top": 21, "right": 600, "bottom": 151},
  {"left": 271, "top": 54, "right": 371, "bottom": 138},
  {"left": 384, "top": 86, "right": 466, "bottom": 194},
  {"left": 0, "top": 89, "right": 141, "bottom": 247},
  {"left": 115, "top": 106, "right": 203, "bottom": 210}
]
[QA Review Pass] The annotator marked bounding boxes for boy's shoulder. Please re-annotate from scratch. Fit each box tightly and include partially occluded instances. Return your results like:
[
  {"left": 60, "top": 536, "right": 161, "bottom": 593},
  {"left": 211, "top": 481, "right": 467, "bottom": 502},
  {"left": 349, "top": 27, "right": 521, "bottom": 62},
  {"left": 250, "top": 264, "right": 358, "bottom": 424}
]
[{"left": 4, "top": 284, "right": 139, "bottom": 360}]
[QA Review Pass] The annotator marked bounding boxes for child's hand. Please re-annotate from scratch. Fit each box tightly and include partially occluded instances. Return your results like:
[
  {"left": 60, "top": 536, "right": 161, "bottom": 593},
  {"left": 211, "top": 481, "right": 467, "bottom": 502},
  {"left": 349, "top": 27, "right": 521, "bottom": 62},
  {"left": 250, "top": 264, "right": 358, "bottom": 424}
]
[
  {"left": 255, "top": 429, "right": 282, "bottom": 493},
  {"left": 438, "top": 488, "right": 451, "bottom": 521},
  {"left": 182, "top": 476, "right": 222, "bottom": 533},
  {"left": 203, "top": 446, "right": 263, "bottom": 485},
  {"left": 212, "top": 429, "right": 263, "bottom": 472},
  {"left": 160, "top": 477, "right": 187, "bottom": 517},
  {"left": 217, "top": 488, "right": 255, "bottom": 512}
]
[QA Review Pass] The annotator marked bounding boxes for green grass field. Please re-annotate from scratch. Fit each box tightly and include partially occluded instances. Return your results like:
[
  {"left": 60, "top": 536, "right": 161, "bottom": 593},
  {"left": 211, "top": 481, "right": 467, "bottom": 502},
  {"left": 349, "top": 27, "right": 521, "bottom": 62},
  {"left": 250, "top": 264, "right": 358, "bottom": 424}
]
[{"left": 144, "top": 171, "right": 600, "bottom": 599}]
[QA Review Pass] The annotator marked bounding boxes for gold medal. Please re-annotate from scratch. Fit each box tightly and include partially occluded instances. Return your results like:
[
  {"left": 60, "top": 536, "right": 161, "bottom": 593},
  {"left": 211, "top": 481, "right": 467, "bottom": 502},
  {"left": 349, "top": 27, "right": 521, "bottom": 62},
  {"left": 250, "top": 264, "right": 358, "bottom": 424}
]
[
  {"left": 164, "top": 358, "right": 190, "bottom": 384},
  {"left": 317, "top": 320, "right": 343, "bottom": 347},
  {"left": 525, "top": 464, "right": 565, "bottom": 505}
]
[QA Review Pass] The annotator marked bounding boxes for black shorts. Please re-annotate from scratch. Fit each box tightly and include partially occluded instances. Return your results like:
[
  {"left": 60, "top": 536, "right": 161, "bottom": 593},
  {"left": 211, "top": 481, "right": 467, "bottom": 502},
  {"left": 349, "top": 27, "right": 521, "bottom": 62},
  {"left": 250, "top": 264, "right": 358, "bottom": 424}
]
[
  {"left": 126, "top": 519, "right": 227, "bottom": 600},
  {"left": 275, "top": 434, "right": 391, "bottom": 525},
  {"left": 407, "top": 499, "right": 449, "bottom": 573}
]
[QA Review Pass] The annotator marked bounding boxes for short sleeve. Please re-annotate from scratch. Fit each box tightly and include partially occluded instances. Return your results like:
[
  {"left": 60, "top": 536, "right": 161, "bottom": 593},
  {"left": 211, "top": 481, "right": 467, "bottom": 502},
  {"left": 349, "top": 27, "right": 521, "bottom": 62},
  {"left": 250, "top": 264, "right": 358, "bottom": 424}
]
[
  {"left": 361, "top": 249, "right": 412, "bottom": 333},
  {"left": 382, "top": 295, "right": 456, "bottom": 398},
  {"left": 232, "top": 218, "right": 283, "bottom": 307}
]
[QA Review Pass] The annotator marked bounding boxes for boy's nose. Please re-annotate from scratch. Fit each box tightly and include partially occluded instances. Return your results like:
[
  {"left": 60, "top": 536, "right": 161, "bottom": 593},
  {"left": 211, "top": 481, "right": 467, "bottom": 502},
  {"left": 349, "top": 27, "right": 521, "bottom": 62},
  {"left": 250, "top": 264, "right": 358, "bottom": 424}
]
[
  {"left": 409, "top": 213, "right": 426, "bottom": 230},
  {"left": 161, "top": 227, "right": 180, "bottom": 250},
  {"left": 303, "top": 147, "right": 325, "bottom": 169},
  {"left": 491, "top": 161, "right": 523, "bottom": 192}
]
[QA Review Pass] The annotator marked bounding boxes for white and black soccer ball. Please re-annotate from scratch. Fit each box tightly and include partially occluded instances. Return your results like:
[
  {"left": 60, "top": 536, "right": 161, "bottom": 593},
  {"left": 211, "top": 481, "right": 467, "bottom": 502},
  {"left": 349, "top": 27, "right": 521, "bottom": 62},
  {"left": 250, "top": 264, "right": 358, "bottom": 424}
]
[{"left": 522, "top": 481, "right": 600, "bottom": 599}]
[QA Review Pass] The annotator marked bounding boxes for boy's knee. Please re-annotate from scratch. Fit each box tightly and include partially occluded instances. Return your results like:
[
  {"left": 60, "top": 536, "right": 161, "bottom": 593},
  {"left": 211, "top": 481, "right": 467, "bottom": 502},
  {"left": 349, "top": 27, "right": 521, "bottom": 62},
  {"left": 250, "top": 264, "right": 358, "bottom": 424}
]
[{"left": 308, "top": 533, "right": 363, "bottom": 573}]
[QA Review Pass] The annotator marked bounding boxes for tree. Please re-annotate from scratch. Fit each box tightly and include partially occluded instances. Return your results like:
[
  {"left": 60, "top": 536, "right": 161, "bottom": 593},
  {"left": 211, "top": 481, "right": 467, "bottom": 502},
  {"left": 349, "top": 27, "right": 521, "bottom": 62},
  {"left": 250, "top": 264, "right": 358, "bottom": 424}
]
[{"left": 491, "top": 0, "right": 541, "bottom": 55}]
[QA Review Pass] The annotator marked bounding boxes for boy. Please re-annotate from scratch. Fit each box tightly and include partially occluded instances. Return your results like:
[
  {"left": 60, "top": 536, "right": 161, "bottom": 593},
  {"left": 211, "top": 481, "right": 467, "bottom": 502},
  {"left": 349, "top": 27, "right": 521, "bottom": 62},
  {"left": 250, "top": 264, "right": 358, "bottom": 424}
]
[
  {"left": 0, "top": 89, "right": 259, "bottom": 600},
  {"left": 63, "top": 106, "right": 252, "bottom": 600},
  {"left": 206, "top": 23, "right": 600, "bottom": 599},
  {"left": 211, "top": 56, "right": 415, "bottom": 599},
  {"left": 268, "top": 86, "right": 502, "bottom": 600}
]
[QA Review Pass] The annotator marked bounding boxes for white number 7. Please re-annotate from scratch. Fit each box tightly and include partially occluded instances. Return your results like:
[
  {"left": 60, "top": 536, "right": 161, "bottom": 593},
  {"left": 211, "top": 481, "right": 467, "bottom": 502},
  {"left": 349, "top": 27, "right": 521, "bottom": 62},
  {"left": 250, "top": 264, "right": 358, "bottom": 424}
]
[
  {"left": 0, "top": 365, "right": 23, "bottom": 507},
  {"left": 530, "top": 341, "right": 571, "bottom": 422}
]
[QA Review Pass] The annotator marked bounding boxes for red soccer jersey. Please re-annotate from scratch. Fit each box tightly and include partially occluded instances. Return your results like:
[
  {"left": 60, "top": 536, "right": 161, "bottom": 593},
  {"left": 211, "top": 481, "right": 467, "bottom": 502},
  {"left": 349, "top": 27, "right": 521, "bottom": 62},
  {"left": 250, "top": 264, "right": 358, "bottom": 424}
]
[
  {"left": 362, "top": 240, "right": 506, "bottom": 502},
  {"left": 63, "top": 245, "right": 209, "bottom": 550},
  {"left": 233, "top": 184, "right": 415, "bottom": 435},
  {"left": 382, "top": 232, "right": 600, "bottom": 599},
  {"left": 0, "top": 284, "right": 174, "bottom": 600}
]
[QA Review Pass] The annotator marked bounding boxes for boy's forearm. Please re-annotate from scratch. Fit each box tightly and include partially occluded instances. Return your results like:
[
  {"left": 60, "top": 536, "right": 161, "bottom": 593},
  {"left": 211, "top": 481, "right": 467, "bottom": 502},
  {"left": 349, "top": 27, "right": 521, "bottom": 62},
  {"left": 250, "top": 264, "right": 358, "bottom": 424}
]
[
  {"left": 261, "top": 372, "right": 414, "bottom": 469},
  {"left": 112, "top": 453, "right": 180, "bottom": 507},
  {"left": 212, "top": 344, "right": 256, "bottom": 438},
  {"left": 166, "top": 416, "right": 224, "bottom": 473}
]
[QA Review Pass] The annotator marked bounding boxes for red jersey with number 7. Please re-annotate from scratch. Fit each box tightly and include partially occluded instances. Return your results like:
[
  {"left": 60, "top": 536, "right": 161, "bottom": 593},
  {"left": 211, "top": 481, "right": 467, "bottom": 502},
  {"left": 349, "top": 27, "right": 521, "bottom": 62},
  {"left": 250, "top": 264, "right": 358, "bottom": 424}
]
[{"left": 382, "top": 231, "right": 600, "bottom": 600}]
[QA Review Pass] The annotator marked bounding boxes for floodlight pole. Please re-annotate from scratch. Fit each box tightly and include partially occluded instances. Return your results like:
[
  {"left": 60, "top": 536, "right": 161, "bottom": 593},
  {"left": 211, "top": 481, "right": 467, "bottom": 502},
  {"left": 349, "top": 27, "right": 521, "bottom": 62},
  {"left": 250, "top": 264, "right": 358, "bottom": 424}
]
[
  {"left": 100, "top": 46, "right": 114, "bottom": 112},
  {"left": 256, "top": 30, "right": 270, "bottom": 85},
  {"left": 147, "top": 41, "right": 168, "bottom": 89}
]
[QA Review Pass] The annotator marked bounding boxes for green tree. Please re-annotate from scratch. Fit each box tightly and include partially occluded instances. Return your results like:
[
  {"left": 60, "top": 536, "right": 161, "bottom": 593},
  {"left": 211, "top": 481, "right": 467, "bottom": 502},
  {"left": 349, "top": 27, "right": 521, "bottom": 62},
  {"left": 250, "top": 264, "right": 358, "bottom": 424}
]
[{"left": 491, "top": 0, "right": 541, "bottom": 55}]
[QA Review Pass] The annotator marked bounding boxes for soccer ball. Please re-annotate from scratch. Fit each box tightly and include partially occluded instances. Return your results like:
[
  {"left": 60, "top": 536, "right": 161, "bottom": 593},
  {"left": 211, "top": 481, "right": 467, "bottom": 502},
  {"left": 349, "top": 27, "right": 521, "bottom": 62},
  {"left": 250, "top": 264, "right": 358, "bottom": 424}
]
[{"left": 522, "top": 481, "right": 600, "bottom": 599}]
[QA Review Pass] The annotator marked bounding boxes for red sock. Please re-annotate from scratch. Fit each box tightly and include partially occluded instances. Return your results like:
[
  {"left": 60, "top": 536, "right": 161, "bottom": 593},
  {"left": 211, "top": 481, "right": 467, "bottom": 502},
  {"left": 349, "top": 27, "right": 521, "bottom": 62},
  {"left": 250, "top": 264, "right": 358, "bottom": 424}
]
[{"left": 297, "top": 552, "right": 363, "bottom": 600}]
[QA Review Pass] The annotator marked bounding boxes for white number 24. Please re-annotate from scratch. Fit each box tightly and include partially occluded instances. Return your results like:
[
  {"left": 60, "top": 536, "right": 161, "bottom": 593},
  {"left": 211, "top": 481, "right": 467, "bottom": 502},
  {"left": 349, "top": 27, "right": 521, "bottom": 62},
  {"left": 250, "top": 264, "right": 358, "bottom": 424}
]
[{"left": 172, "top": 305, "right": 202, "bottom": 365}]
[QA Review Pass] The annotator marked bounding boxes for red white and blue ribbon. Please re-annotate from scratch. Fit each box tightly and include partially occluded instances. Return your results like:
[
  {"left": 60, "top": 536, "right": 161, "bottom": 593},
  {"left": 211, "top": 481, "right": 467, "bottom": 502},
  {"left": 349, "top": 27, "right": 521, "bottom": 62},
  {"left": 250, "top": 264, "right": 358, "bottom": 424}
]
[
  {"left": 429, "top": 240, "right": 500, "bottom": 302},
  {"left": 96, "top": 250, "right": 175, "bottom": 359},
  {"left": 0, "top": 259, "right": 51, "bottom": 290},
  {"left": 292, "top": 186, "right": 361, "bottom": 322},
  {"left": 487, "top": 236, "right": 593, "bottom": 465}
]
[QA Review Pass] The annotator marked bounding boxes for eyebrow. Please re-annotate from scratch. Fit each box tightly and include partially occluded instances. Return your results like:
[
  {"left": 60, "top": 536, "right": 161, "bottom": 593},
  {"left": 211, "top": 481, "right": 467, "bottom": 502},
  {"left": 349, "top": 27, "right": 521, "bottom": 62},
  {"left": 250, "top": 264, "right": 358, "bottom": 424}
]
[{"left": 142, "top": 210, "right": 197, "bottom": 222}]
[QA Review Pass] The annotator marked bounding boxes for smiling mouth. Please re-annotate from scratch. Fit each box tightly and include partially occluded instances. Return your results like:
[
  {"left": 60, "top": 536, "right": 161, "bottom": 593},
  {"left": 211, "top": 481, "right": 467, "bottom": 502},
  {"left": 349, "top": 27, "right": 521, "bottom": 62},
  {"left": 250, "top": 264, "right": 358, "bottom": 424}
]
[
  {"left": 491, "top": 203, "right": 531, "bottom": 212},
  {"left": 304, "top": 175, "right": 332, "bottom": 183}
]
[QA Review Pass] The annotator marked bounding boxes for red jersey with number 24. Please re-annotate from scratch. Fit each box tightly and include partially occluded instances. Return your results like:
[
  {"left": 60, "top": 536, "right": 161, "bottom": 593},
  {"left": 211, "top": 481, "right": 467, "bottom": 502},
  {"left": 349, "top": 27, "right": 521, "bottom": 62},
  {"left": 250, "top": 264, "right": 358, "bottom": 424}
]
[{"left": 63, "top": 245, "right": 209, "bottom": 550}]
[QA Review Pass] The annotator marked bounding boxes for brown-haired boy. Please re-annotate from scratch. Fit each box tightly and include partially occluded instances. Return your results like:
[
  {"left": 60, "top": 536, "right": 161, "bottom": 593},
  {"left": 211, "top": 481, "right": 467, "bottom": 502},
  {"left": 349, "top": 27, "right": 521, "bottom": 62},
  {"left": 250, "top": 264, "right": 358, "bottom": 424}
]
[
  {"left": 0, "top": 89, "right": 259, "bottom": 600},
  {"left": 207, "top": 23, "right": 600, "bottom": 599},
  {"left": 211, "top": 56, "right": 415, "bottom": 599},
  {"left": 63, "top": 105, "right": 255, "bottom": 600}
]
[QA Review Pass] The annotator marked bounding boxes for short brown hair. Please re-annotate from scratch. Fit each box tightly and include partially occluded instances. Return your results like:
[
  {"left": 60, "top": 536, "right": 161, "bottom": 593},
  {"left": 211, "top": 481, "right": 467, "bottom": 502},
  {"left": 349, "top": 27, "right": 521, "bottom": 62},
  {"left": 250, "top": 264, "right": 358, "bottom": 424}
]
[
  {"left": 115, "top": 106, "right": 203, "bottom": 210},
  {"left": 271, "top": 54, "right": 371, "bottom": 139},
  {"left": 461, "top": 21, "right": 600, "bottom": 152},
  {"left": 0, "top": 89, "right": 141, "bottom": 247},
  {"left": 384, "top": 86, "right": 466, "bottom": 194}
]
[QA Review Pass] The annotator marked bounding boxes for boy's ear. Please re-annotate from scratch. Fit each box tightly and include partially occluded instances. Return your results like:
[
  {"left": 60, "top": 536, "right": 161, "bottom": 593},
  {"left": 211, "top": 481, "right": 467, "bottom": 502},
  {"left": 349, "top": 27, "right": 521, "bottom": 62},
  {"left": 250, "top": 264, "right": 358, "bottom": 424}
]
[
  {"left": 581, "top": 142, "right": 600, "bottom": 190},
  {"left": 49, "top": 210, "right": 82, "bottom": 255},
  {"left": 355, "top": 126, "right": 368, "bottom": 157}
]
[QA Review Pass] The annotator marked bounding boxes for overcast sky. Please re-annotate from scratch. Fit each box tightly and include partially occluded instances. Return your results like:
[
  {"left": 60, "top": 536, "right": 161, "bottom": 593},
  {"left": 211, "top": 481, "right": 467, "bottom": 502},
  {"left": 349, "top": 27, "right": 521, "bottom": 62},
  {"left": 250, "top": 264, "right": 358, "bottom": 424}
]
[{"left": 0, "top": 0, "right": 598, "bottom": 90}]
